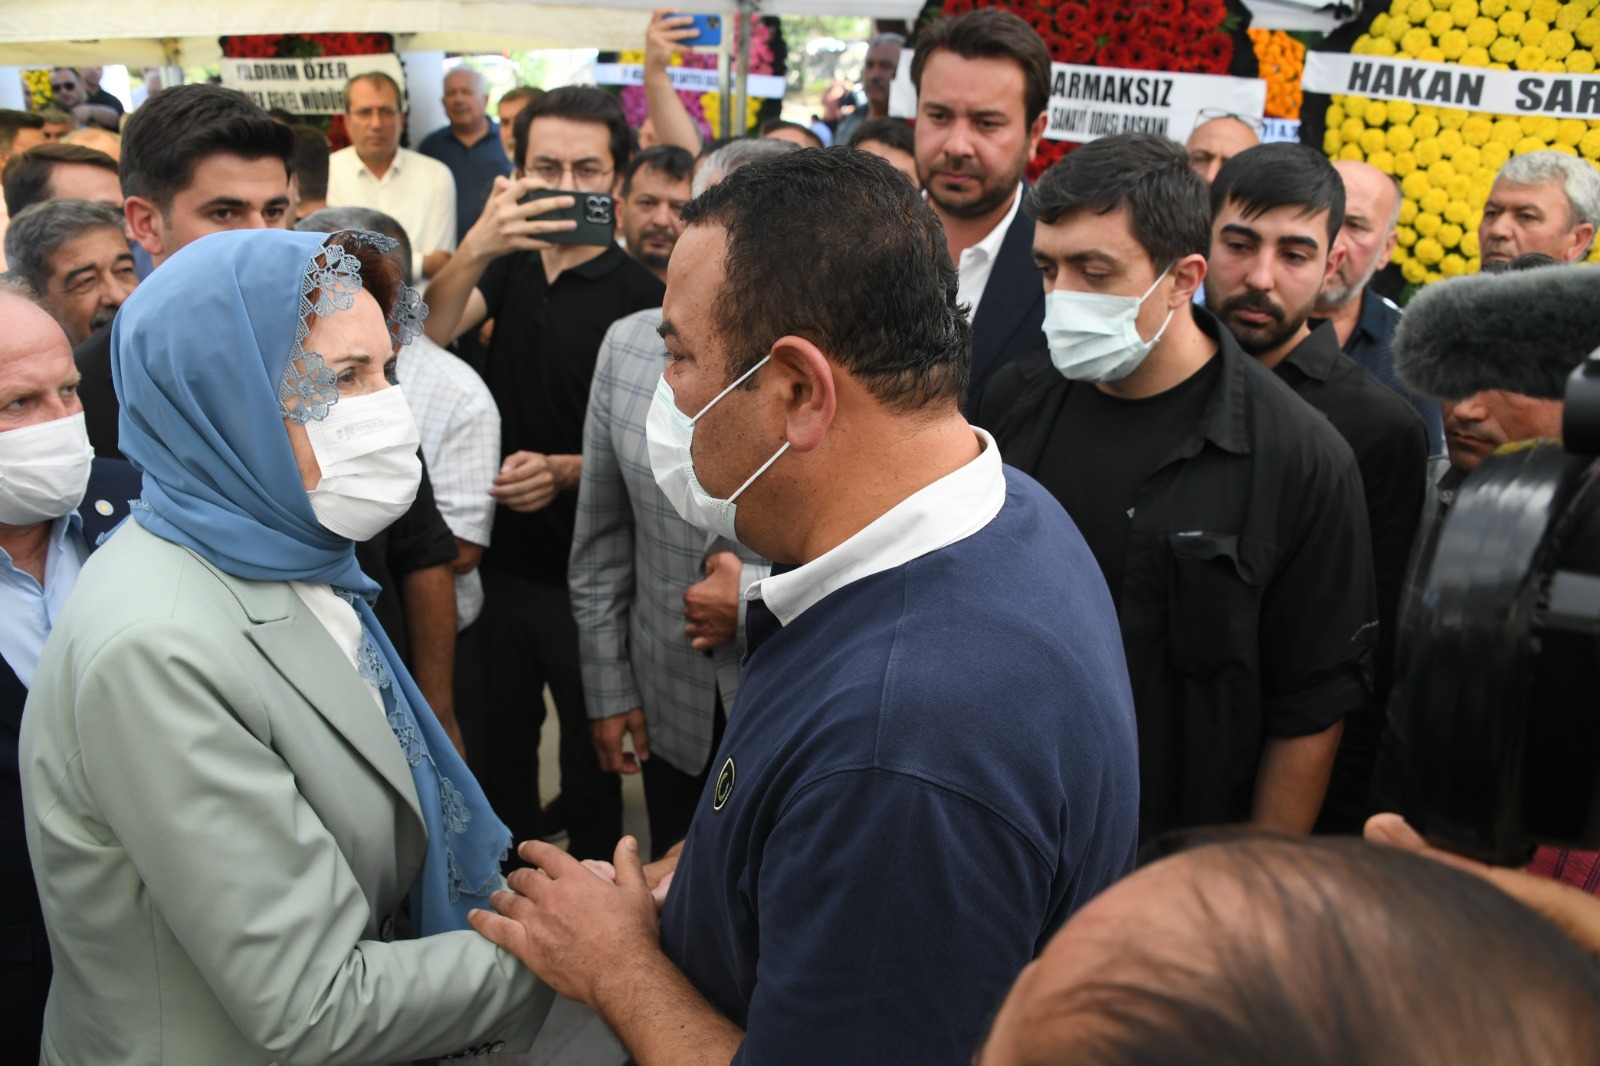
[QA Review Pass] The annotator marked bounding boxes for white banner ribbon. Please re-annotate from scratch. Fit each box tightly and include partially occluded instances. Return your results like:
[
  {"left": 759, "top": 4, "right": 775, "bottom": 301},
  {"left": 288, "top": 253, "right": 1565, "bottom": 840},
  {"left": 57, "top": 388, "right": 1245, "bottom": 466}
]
[
  {"left": 220, "top": 54, "right": 406, "bottom": 115},
  {"left": 1303, "top": 51, "right": 1600, "bottom": 118},
  {"left": 591, "top": 63, "right": 786, "bottom": 100},
  {"left": 1045, "top": 62, "right": 1267, "bottom": 144}
]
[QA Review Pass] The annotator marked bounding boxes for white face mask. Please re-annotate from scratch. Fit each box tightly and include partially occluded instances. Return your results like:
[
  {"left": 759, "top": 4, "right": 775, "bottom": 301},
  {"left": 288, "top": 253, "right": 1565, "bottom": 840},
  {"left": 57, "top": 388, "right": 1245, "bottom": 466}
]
[
  {"left": 1043, "top": 265, "right": 1175, "bottom": 384},
  {"left": 0, "top": 411, "right": 94, "bottom": 526},
  {"left": 304, "top": 387, "right": 423, "bottom": 542},
  {"left": 645, "top": 355, "right": 790, "bottom": 541}
]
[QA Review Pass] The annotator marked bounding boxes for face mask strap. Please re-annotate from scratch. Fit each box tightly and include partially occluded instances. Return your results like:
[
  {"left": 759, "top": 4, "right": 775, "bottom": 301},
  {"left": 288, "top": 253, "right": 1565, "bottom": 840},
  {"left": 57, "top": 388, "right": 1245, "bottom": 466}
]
[
  {"left": 1140, "top": 261, "right": 1177, "bottom": 302},
  {"left": 692, "top": 353, "right": 773, "bottom": 423}
]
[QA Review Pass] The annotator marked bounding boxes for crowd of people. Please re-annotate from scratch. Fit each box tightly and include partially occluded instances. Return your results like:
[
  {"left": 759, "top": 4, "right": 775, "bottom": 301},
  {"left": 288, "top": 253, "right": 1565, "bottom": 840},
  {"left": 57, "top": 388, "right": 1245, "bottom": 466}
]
[{"left": 3, "top": 6, "right": 1600, "bottom": 1065}]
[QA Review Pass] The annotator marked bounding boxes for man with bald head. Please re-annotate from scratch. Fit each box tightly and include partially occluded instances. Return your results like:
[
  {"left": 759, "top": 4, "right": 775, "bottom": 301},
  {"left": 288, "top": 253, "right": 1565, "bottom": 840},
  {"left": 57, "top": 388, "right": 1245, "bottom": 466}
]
[
  {"left": 0, "top": 284, "right": 140, "bottom": 1062},
  {"left": 1185, "top": 111, "right": 1259, "bottom": 186},
  {"left": 976, "top": 834, "right": 1600, "bottom": 1065},
  {"left": 420, "top": 66, "right": 513, "bottom": 243},
  {"left": 1316, "top": 159, "right": 1443, "bottom": 454}
]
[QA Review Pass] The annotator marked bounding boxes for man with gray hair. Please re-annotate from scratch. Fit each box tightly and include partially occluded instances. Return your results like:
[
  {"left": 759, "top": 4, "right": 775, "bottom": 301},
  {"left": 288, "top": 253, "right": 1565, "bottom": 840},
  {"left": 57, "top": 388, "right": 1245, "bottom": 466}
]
[
  {"left": 836, "top": 33, "right": 905, "bottom": 146},
  {"left": 420, "top": 66, "right": 512, "bottom": 243},
  {"left": 3, "top": 198, "right": 136, "bottom": 346},
  {"left": 1479, "top": 150, "right": 1600, "bottom": 269},
  {"left": 691, "top": 136, "right": 799, "bottom": 197},
  {"left": 1316, "top": 159, "right": 1443, "bottom": 454}
]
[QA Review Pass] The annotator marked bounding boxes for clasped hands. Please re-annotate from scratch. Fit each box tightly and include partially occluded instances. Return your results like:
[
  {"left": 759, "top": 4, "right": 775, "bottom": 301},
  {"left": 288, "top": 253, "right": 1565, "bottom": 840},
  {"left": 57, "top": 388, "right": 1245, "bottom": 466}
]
[{"left": 469, "top": 837, "right": 678, "bottom": 1008}]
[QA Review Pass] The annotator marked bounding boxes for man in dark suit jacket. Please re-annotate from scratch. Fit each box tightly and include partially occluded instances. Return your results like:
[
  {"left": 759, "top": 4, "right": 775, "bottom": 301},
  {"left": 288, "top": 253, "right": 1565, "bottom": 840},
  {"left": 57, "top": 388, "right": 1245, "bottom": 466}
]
[
  {"left": 0, "top": 286, "right": 142, "bottom": 1063},
  {"left": 909, "top": 8, "right": 1051, "bottom": 418}
]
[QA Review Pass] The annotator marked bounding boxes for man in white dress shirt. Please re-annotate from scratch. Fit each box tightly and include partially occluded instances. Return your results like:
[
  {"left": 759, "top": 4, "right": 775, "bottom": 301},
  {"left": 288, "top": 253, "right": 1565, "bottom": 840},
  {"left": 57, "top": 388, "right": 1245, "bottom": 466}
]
[{"left": 327, "top": 72, "right": 457, "bottom": 285}]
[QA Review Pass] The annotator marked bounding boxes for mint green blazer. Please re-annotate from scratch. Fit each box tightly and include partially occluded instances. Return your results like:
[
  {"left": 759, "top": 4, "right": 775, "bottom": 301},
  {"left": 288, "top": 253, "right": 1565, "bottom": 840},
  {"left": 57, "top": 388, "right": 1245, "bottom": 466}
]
[{"left": 21, "top": 520, "right": 552, "bottom": 1065}]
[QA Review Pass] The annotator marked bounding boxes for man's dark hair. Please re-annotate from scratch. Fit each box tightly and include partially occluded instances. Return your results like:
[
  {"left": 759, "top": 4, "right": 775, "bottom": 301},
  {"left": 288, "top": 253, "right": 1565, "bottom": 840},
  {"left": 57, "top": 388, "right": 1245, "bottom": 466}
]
[
  {"left": 849, "top": 118, "right": 915, "bottom": 155},
  {"left": 622, "top": 144, "right": 693, "bottom": 198},
  {"left": 344, "top": 71, "right": 404, "bottom": 112},
  {"left": 120, "top": 84, "right": 295, "bottom": 214},
  {"left": 679, "top": 148, "right": 970, "bottom": 410},
  {"left": 514, "top": 86, "right": 632, "bottom": 178},
  {"left": 1210, "top": 142, "right": 1346, "bottom": 247},
  {"left": 290, "top": 124, "right": 330, "bottom": 202},
  {"left": 910, "top": 9, "right": 1053, "bottom": 126},
  {"left": 1481, "top": 251, "right": 1565, "bottom": 274},
  {"left": 3, "top": 143, "right": 118, "bottom": 216},
  {"left": 0, "top": 109, "right": 44, "bottom": 156},
  {"left": 297, "top": 206, "right": 414, "bottom": 287},
  {"left": 1026, "top": 133, "right": 1210, "bottom": 269},
  {"left": 758, "top": 119, "right": 823, "bottom": 149},
  {"left": 1002, "top": 833, "right": 1600, "bottom": 1066}
]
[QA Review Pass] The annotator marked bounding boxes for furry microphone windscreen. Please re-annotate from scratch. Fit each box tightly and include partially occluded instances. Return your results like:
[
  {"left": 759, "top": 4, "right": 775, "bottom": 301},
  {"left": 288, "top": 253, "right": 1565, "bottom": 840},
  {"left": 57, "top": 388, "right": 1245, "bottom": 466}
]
[{"left": 1393, "top": 265, "right": 1600, "bottom": 401}]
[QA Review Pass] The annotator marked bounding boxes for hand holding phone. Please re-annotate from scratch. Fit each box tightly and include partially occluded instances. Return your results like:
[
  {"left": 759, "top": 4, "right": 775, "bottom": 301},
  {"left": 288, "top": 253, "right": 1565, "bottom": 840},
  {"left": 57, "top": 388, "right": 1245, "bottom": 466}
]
[{"left": 519, "top": 188, "right": 616, "bottom": 248}]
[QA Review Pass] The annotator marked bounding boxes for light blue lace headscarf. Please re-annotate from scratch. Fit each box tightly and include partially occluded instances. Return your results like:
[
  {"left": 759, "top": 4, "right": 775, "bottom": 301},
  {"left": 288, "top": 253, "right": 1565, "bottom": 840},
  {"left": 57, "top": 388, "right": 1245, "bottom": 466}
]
[{"left": 110, "top": 227, "right": 506, "bottom": 936}]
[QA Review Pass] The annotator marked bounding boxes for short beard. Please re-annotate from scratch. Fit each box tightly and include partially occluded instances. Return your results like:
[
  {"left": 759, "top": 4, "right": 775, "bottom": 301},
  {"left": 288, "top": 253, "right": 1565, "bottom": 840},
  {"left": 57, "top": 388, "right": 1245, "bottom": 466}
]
[
  {"left": 634, "top": 250, "right": 670, "bottom": 272},
  {"left": 923, "top": 154, "right": 1027, "bottom": 221},
  {"left": 1315, "top": 259, "right": 1379, "bottom": 314},
  {"left": 1211, "top": 289, "right": 1314, "bottom": 358}
]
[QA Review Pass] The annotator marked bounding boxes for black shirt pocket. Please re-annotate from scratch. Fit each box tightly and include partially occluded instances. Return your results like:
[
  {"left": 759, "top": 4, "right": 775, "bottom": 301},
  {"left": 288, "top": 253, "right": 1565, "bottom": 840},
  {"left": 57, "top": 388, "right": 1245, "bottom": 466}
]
[{"left": 1165, "top": 531, "right": 1275, "bottom": 678}]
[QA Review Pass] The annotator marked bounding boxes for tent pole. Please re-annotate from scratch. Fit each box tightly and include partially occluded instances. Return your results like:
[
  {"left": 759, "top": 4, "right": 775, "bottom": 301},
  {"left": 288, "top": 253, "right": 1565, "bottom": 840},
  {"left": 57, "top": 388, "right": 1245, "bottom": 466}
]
[
  {"left": 718, "top": 17, "right": 731, "bottom": 139},
  {"left": 734, "top": 0, "right": 754, "bottom": 137}
]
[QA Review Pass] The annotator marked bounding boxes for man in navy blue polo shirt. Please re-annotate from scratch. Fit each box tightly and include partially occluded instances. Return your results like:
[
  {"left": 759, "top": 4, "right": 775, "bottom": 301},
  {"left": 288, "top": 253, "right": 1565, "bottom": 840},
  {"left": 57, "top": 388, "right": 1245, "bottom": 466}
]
[
  {"left": 470, "top": 150, "right": 1140, "bottom": 1064},
  {"left": 419, "top": 67, "right": 512, "bottom": 243}
]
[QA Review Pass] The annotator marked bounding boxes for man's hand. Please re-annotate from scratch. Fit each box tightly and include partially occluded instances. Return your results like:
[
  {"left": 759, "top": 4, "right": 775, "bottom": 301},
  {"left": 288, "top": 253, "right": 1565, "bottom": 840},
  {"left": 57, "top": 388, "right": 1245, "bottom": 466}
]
[
  {"left": 492, "top": 452, "right": 581, "bottom": 512},
  {"left": 460, "top": 176, "right": 577, "bottom": 263},
  {"left": 684, "top": 551, "right": 741, "bottom": 652},
  {"left": 593, "top": 708, "right": 651, "bottom": 774},
  {"left": 436, "top": 706, "right": 467, "bottom": 759},
  {"left": 645, "top": 9, "right": 700, "bottom": 73},
  {"left": 1366, "top": 813, "right": 1600, "bottom": 960},
  {"left": 470, "top": 837, "right": 661, "bottom": 1008}
]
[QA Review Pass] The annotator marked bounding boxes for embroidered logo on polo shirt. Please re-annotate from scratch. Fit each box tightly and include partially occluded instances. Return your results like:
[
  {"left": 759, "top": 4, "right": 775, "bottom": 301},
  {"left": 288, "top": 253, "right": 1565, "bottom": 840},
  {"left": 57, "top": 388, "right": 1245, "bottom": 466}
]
[{"left": 713, "top": 757, "right": 735, "bottom": 811}]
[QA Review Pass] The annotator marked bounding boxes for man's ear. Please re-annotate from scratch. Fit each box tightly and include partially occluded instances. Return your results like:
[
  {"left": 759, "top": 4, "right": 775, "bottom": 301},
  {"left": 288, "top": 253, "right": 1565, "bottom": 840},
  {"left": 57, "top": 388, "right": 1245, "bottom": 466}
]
[
  {"left": 1167, "top": 252, "right": 1208, "bottom": 308},
  {"left": 123, "top": 195, "right": 165, "bottom": 258},
  {"left": 1025, "top": 110, "right": 1048, "bottom": 164},
  {"left": 768, "top": 335, "right": 837, "bottom": 453},
  {"left": 1567, "top": 222, "right": 1596, "bottom": 263},
  {"left": 1323, "top": 242, "right": 1348, "bottom": 285}
]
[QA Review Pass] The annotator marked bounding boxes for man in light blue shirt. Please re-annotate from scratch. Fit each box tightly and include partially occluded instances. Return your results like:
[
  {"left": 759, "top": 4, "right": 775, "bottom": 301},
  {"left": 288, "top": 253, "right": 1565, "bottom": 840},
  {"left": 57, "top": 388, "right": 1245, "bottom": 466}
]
[{"left": 0, "top": 282, "right": 139, "bottom": 1061}]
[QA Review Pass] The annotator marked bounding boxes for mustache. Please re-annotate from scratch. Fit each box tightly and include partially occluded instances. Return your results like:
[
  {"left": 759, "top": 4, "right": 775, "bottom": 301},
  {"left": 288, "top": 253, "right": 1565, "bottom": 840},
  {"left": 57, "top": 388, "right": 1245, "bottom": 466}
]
[
  {"left": 1220, "top": 290, "right": 1284, "bottom": 324},
  {"left": 89, "top": 307, "right": 117, "bottom": 331}
]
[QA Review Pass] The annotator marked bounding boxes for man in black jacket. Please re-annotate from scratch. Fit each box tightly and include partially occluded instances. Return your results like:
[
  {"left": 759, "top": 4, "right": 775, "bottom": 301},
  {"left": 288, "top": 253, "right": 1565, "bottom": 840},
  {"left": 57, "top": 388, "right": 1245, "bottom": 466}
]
[
  {"left": 1204, "top": 143, "right": 1428, "bottom": 832},
  {"left": 982, "top": 134, "right": 1376, "bottom": 840}
]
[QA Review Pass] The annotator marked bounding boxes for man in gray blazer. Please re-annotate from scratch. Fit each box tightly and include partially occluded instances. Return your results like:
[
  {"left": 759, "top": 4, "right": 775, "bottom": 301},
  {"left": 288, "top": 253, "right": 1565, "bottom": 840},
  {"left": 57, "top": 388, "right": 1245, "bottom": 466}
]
[{"left": 571, "top": 307, "right": 768, "bottom": 858}]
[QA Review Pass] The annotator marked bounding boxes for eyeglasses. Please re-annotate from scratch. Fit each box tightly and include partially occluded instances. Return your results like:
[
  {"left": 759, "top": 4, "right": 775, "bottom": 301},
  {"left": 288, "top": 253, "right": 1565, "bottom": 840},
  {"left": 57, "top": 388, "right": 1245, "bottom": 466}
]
[
  {"left": 1195, "top": 108, "right": 1263, "bottom": 134},
  {"left": 527, "top": 161, "right": 613, "bottom": 185},
  {"left": 51, "top": 81, "right": 78, "bottom": 92}
]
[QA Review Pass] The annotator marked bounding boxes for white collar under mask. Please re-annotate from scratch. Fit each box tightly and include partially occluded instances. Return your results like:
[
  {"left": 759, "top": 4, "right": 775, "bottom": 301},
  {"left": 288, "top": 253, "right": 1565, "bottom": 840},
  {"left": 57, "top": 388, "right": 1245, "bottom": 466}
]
[
  {"left": 645, "top": 355, "right": 790, "bottom": 543},
  {"left": 1042, "top": 265, "right": 1176, "bottom": 384}
]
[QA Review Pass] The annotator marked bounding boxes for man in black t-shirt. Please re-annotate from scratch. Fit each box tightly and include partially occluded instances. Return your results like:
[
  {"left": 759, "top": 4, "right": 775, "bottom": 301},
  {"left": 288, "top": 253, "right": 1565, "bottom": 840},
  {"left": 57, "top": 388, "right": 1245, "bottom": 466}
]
[
  {"left": 1204, "top": 143, "right": 1428, "bottom": 834},
  {"left": 982, "top": 134, "right": 1376, "bottom": 840},
  {"left": 423, "top": 87, "right": 664, "bottom": 860}
]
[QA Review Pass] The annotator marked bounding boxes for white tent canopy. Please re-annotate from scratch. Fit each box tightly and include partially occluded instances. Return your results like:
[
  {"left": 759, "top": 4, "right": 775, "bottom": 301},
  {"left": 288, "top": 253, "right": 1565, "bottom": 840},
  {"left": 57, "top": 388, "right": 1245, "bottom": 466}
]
[{"left": 0, "top": 0, "right": 926, "bottom": 67}]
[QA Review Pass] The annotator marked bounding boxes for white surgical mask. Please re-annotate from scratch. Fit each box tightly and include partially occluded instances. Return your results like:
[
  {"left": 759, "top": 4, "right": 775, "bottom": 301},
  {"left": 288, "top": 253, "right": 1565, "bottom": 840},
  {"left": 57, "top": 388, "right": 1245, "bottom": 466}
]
[
  {"left": 645, "top": 355, "right": 789, "bottom": 541},
  {"left": 0, "top": 411, "right": 94, "bottom": 526},
  {"left": 1043, "top": 265, "right": 1175, "bottom": 383},
  {"left": 305, "top": 387, "right": 422, "bottom": 542}
]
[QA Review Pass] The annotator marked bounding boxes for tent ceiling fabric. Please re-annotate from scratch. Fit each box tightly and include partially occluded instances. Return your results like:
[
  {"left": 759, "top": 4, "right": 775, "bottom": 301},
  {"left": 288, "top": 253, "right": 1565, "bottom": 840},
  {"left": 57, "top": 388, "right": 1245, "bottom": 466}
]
[{"left": 0, "top": 0, "right": 926, "bottom": 66}]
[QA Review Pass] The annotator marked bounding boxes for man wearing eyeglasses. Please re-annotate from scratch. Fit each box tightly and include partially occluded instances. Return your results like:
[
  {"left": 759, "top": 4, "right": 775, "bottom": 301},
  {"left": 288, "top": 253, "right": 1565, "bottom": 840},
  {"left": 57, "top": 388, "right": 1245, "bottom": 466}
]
[
  {"left": 1186, "top": 110, "right": 1260, "bottom": 187},
  {"left": 326, "top": 72, "right": 457, "bottom": 282},
  {"left": 423, "top": 86, "right": 665, "bottom": 865}
]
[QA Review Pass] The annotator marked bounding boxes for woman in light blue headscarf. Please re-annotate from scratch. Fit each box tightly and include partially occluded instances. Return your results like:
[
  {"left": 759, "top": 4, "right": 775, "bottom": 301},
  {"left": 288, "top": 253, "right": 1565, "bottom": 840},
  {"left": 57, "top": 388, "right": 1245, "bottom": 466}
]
[{"left": 18, "top": 228, "right": 552, "bottom": 1066}]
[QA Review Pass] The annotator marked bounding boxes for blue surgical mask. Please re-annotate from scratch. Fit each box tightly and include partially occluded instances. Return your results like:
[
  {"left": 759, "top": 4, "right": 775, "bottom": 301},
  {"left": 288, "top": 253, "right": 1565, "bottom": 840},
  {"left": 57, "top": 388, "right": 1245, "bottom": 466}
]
[
  {"left": 1043, "top": 265, "right": 1175, "bottom": 383},
  {"left": 645, "top": 355, "right": 790, "bottom": 542}
]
